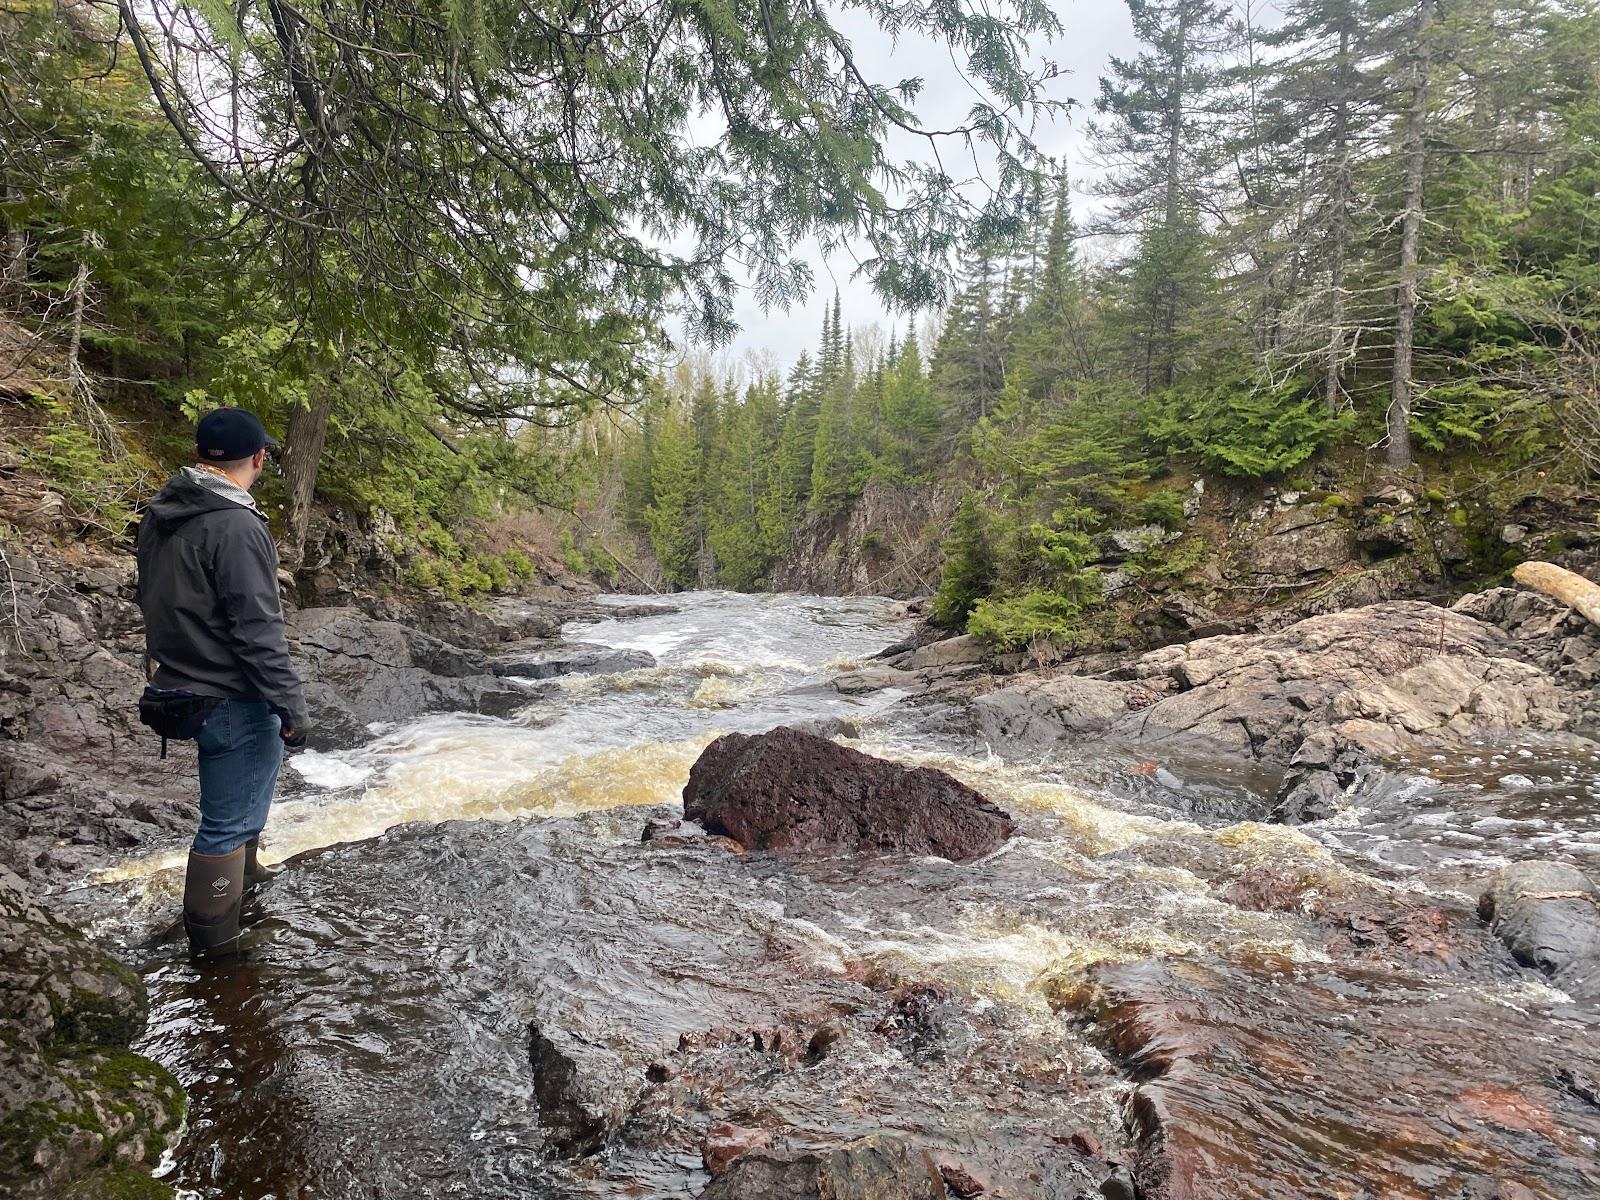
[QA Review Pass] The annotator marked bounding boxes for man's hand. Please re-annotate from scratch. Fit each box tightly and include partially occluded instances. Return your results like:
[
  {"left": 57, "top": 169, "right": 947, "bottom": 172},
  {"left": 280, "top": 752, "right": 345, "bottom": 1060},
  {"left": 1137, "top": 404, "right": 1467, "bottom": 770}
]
[{"left": 280, "top": 724, "right": 307, "bottom": 749}]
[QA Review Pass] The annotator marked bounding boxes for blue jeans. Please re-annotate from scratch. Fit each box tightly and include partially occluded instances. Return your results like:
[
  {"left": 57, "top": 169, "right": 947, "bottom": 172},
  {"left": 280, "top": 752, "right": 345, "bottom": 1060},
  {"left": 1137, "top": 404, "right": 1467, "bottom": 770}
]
[{"left": 194, "top": 699, "right": 284, "bottom": 855}]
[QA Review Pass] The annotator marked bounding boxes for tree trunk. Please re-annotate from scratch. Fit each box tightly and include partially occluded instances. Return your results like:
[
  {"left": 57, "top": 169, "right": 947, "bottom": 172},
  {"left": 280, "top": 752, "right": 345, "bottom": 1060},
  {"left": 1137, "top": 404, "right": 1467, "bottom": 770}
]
[
  {"left": 1158, "top": 4, "right": 1190, "bottom": 392},
  {"left": 1, "top": 184, "right": 25, "bottom": 305},
  {"left": 1387, "top": 0, "right": 1435, "bottom": 470},
  {"left": 64, "top": 261, "right": 89, "bottom": 394},
  {"left": 280, "top": 386, "right": 334, "bottom": 569},
  {"left": 1325, "top": 22, "right": 1353, "bottom": 414},
  {"left": 1513, "top": 561, "right": 1600, "bottom": 631},
  {"left": 62, "top": 261, "right": 122, "bottom": 456}
]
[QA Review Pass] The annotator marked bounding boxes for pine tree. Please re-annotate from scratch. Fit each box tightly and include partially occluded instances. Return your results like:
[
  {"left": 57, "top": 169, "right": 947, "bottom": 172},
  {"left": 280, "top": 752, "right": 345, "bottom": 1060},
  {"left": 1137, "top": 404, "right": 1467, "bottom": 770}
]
[
  {"left": 777, "top": 351, "right": 821, "bottom": 519},
  {"left": 1015, "top": 172, "right": 1096, "bottom": 398}
]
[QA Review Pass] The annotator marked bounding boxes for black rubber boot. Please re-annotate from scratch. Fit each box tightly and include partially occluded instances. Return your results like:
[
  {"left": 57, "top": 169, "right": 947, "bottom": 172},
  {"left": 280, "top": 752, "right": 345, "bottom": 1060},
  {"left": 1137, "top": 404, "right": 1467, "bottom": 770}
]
[
  {"left": 183, "top": 846, "right": 246, "bottom": 958},
  {"left": 243, "top": 837, "right": 282, "bottom": 890}
]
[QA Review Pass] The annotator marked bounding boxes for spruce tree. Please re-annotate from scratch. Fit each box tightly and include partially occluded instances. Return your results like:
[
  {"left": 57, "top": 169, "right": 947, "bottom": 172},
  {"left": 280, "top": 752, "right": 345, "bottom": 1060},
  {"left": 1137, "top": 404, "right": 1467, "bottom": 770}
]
[
  {"left": 1092, "top": 0, "right": 1239, "bottom": 392},
  {"left": 931, "top": 493, "right": 997, "bottom": 630}
]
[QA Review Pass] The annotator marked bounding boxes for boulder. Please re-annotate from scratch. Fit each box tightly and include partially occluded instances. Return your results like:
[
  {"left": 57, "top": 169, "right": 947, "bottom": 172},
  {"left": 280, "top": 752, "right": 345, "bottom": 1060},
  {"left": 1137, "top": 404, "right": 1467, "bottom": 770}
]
[
  {"left": 291, "top": 607, "right": 534, "bottom": 747},
  {"left": 1479, "top": 861, "right": 1600, "bottom": 999},
  {"left": 974, "top": 677, "right": 1144, "bottom": 753},
  {"left": 698, "top": 1134, "right": 946, "bottom": 1200},
  {"left": 0, "top": 866, "right": 185, "bottom": 1198},
  {"left": 491, "top": 641, "right": 656, "bottom": 679},
  {"left": 683, "top": 727, "right": 1014, "bottom": 862},
  {"left": 1267, "top": 730, "right": 1382, "bottom": 825},
  {"left": 897, "top": 635, "right": 988, "bottom": 672}
]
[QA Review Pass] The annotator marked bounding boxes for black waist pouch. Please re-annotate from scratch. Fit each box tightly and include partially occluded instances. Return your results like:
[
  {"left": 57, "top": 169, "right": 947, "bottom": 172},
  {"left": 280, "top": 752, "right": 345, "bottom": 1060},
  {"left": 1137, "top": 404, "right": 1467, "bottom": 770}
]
[{"left": 138, "top": 687, "right": 222, "bottom": 757}]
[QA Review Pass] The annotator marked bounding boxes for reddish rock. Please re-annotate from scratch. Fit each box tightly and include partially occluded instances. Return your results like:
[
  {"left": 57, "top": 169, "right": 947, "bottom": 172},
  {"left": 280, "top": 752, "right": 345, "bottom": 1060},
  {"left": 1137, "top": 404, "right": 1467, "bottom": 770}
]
[
  {"left": 1062, "top": 1130, "right": 1103, "bottom": 1158},
  {"left": 682, "top": 726, "right": 1014, "bottom": 863},
  {"left": 698, "top": 1134, "right": 946, "bottom": 1199},
  {"left": 702, "top": 1123, "right": 772, "bottom": 1177},
  {"left": 931, "top": 1153, "right": 987, "bottom": 1197},
  {"left": 1063, "top": 955, "right": 1600, "bottom": 1200}
]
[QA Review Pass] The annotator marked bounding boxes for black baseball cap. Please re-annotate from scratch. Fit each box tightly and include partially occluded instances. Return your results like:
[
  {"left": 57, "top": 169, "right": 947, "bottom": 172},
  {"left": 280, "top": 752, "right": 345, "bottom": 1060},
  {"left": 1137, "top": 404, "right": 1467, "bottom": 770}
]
[{"left": 196, "top": 408, "right": 279, "bottom": 461}]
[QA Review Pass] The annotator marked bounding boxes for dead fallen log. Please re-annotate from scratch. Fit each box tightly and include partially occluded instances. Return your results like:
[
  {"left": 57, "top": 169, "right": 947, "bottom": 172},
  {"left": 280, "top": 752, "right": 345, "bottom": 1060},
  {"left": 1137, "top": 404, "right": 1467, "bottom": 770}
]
[{"left": 1513, "top": 560, "right": 1600, "bottom": 630}]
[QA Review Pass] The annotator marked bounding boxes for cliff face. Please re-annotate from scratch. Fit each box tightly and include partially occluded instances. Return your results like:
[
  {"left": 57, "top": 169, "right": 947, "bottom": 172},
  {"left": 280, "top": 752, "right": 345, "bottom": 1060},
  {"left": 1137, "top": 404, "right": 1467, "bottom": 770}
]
[{"left": 767, "top": 478, "right": 961, "bottom": 598}]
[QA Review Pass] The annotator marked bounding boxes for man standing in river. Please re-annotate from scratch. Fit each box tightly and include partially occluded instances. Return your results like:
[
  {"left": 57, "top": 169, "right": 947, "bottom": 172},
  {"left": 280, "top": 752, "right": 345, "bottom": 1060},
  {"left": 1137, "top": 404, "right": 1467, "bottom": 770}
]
[{"left": 136, "top": 408, "right": 309, "bottom": 957}]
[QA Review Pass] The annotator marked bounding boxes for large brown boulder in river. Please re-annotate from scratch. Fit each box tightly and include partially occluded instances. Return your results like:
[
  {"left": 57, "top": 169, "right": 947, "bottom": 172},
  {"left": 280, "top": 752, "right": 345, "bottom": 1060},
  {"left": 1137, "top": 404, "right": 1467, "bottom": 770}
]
[{"left": 683, "top": 727, "right": 1014, "bottom": 863}]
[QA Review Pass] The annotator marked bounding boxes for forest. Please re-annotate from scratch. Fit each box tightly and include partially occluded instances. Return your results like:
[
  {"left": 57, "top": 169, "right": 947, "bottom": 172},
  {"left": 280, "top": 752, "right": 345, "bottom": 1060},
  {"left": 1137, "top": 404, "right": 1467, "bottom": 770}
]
[
  {"left": 599, "top": 0, "right": 1600, "bottom": 645},
  {"left": 2, "top": 0, "right": 1597, "bottom": 649}
]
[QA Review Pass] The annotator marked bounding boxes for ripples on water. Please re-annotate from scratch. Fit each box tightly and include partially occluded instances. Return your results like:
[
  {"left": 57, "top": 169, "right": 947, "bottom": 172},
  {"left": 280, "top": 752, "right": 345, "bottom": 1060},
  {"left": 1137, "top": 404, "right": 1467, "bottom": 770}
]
[{"left": 108, "top": 591, "right": 1600, "bottom": 1199}]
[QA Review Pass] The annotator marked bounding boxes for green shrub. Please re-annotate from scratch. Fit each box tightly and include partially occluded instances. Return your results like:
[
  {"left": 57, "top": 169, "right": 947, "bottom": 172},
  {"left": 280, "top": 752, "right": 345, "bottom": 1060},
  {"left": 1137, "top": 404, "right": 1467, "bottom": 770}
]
[
  {"left": 419, "top": 523, "right": 462, "bottom": 560},
  {"left": 1136, "top": 534, "right": 1208, "bottom": 579},
  {"left": 1134, "top": 488, "right": 1187, "bottom": 530},
  {"left": 1146, "top": 356, "right": 1353, "bottom": 477},
  {"left": 480, "top": 555, "right": 510, "bottom": 591},
  {"left": 559, "top": 529, "right": 589, "bottom": 576},
  {"left": 968, "top": 586, "right": 1098, "bottom": 651},
  {"left": 17, "top": 396, "right": 145, "bottom": 532},
  {"left": 458, "top": 559, "right": 493, "bottom": 594},
  {"left": 503, "top": 548, "right": 536, "bottom": 580},
  {"left": 407, "top": 558, "right": 440, "bottom": 590}
]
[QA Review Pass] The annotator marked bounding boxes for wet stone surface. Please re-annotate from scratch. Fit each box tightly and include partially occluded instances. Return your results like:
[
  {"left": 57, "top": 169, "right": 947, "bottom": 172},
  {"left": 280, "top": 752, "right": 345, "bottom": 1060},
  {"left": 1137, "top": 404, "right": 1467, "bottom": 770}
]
[{"left": 1062, "top": 953, "right": 1600, "bottom": 1200}]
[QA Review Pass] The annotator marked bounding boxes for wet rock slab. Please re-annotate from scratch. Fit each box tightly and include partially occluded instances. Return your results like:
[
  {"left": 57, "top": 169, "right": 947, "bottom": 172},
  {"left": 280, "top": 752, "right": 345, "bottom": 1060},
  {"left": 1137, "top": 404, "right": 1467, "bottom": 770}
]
[
  {"left": 137, "top": 810, "right": 1125, "bottom": 1200},
  {"left": 683, "top": 726, "right": 1015, "bottom": 862},
  {"left": 491, "top": 641, "right": 656, "bottom": 679},
  {"left": 1480, "top": 860, "right": 1600, "bottom": 1000},
  {"left": 1061, "top": 954, "right": 1600, "bottom": 1200}
]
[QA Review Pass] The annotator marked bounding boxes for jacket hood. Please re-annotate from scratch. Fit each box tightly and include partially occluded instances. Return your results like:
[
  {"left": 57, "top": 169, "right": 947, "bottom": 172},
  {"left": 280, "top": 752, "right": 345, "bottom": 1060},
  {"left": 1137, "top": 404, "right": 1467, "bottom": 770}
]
[{"left": 146, "top": 471, "right": 263, "bottom": 531}]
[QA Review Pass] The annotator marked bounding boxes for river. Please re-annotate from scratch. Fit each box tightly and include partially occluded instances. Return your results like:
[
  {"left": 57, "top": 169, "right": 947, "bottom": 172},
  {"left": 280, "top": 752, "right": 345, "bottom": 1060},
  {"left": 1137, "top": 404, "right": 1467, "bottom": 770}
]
[{"left": 107, "top": 592, "right": 1600, "bottom": 1199}]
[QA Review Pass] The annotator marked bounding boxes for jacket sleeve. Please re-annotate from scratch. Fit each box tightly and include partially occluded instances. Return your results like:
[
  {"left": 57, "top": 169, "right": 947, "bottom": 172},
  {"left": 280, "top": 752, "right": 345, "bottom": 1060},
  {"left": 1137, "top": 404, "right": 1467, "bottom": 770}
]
[{"left": 210, "top": 515, "right": 310, "bottom": 727}]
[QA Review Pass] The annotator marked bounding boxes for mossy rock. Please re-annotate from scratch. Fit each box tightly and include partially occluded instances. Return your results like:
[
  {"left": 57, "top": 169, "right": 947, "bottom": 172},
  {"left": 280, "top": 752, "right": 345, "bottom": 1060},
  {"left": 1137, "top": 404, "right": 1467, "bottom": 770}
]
[{"left": 0, "top": 868, "right": 185, "bottom": 1197}]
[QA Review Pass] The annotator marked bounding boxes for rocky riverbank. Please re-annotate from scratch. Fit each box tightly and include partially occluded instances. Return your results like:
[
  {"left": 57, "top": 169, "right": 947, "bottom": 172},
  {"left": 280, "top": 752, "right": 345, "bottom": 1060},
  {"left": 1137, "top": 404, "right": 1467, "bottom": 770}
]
[
  {"left": 0, "top": 530, "right": 670, "bottom": 1199},
  {"left": 7, "top": 511, "right": 1600, "bottom": 1199},
  {"left": 838, "top": 576, "right": 1600, "bottom": 830},
  {"left": 0, "top": 533, "right": 678, "bottom": 889}
]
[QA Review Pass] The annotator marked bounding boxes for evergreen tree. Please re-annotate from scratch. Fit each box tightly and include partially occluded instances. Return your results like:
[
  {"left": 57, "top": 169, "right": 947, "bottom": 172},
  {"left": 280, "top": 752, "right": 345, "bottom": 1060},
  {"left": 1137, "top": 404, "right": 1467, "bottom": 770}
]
[
  {"left": 930, "top": 493, "right": 997, "bottom": 629},
  {"left": 1092, "top": 0, "right": 1239, "bottom": 392},
  {"left": 643, "top": 405, "right": 701, "bottom": 587},
  {"left": 1015, "top": 172, "right": 1096, "bottom": 398}
]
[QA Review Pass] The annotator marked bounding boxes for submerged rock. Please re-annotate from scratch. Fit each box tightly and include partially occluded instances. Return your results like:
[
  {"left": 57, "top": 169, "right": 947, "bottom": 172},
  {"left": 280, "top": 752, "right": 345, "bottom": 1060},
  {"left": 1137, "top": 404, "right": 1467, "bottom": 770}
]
[
  {"left": 698, "top": 1134, "right": 946, "bottom": 1200},
  {"left": 1479, "top": 861, "right": 1600, "bottom": 999},
  {"left": 0, "top": 866, "right": 184, "bottom": 1197},
  {"left": 527, "top": 1017, "right": 635, "bottom": 1156},
  {"left": 682, "top": 727, "right": 1014, "bottom": 862},
  {"left": 491, "top": 641, "right": 655, "bottom": 679},
  {"left": 1064, "top": 954, "right": 1600, "bottom": 1200},
  {"left": 701, "top": 1122, "right": 772, "bottom": 1177}
]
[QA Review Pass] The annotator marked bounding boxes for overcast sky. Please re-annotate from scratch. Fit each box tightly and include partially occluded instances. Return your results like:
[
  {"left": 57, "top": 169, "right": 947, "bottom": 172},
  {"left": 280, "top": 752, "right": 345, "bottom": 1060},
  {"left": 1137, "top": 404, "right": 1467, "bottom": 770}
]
[{"left": 707, "top": 0, "right": 1140, "bottom": 371}]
